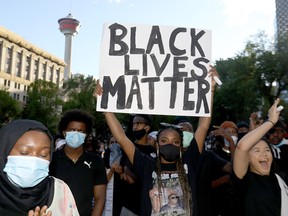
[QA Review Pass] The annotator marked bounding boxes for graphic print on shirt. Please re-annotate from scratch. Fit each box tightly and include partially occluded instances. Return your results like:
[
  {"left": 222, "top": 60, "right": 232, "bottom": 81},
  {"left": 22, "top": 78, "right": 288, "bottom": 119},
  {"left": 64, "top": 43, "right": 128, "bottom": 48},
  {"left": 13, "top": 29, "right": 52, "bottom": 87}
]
[{"left": 149, "top": 170, "right": 187, "bottom": 216}]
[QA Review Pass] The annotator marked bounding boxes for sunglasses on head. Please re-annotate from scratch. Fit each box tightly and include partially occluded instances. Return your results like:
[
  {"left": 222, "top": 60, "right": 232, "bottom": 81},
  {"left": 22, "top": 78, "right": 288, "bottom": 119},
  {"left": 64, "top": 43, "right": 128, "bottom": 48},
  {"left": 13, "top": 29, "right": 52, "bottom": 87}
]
[{"left": 160, "top": 122, "right": 183, "bottom": 129}]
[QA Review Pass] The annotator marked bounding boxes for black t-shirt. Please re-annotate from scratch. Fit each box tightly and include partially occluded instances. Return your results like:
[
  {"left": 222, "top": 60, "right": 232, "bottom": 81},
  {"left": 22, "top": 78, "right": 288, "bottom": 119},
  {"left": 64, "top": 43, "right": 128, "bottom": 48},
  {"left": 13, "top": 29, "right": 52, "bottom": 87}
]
[
  {"left": 196, "top": 150, "right": 228, "bottom": 216},
  {"left": 133, "top": 138, "right": 201, "bottom": 216},
  {"left": 278, "top": 145, "right": 288, "bottom": 185},
  {"left": 49, "top": 148, "right": 108, "bottom": 216},
  {"left": 120, "top": 143, "right": 156, "bottom": 215},
  {"left": 230, "top": 171, "right": 281, "bottom": 216}
]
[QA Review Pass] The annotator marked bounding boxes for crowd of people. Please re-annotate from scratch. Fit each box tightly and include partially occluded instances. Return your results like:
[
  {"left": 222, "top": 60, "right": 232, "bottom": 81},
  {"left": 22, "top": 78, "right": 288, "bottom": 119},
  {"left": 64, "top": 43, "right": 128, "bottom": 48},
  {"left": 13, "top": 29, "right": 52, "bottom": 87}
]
[{"left": 0, "top": 66, "right": 288, "bottom": 216}]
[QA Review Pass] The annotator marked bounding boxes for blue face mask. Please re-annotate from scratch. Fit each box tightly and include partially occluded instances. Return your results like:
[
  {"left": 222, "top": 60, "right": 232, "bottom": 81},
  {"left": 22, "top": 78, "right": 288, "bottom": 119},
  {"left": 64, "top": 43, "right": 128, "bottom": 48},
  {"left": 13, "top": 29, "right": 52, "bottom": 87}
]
[
  {"left": 183, "top": 131, "right": 194, "bottom": 148},
  {"left": 109, "top": 143, "right": 122, "bottom": 167},
  {"left": 3, "top": 155, "right": 49, "bottom": 188},
  {"left": 65, "top": 131, "right": 86, "bottom": 148}
]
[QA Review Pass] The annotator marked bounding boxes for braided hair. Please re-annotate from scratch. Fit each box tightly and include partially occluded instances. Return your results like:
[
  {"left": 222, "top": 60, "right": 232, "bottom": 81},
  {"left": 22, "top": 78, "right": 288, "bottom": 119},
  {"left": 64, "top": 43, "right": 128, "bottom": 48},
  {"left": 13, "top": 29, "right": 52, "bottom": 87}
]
[{"left": 155, "top": 125, "right": 192, "bottom": 215}]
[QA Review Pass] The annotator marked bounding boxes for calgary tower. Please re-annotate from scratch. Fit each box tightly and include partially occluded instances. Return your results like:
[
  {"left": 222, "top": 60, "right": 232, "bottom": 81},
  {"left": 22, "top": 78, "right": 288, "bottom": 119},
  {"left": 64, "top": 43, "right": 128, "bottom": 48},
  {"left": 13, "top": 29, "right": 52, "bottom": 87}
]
[{"left": 58, "top": 13, "right": 81, "bottom": 80}]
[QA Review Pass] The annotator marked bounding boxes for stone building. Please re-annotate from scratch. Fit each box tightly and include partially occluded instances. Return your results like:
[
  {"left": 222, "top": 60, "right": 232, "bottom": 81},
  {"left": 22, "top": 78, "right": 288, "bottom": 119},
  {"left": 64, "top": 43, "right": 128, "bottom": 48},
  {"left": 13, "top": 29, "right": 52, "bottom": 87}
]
[
  {"left": 275, "top": 0, "right": 288, "bottom": 47},
  {"left": 0, "top": 26, "right": 65, "bottom": 106}
]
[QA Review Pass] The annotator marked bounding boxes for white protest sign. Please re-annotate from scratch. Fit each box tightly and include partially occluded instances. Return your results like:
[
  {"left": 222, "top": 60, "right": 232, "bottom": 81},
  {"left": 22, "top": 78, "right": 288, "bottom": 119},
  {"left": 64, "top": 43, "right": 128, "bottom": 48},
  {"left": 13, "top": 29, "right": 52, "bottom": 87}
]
[{"left": 97, "top": 22, "right": 212, "bottom": 117}]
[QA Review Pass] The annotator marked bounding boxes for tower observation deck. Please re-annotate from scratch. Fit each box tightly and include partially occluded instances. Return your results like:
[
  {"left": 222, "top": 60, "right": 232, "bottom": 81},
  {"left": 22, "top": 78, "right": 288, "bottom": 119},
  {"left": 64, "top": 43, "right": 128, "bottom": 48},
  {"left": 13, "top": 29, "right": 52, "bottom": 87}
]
[{"left": 58, "top": 13, "right": 80, "bottom": 80}]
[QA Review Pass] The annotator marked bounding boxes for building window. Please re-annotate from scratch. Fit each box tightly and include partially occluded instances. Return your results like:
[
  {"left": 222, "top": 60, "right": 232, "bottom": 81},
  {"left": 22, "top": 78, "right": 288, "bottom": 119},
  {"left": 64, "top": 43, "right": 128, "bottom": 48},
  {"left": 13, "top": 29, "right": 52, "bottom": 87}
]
[
  {"left": 24, "top": 55, "right": 31, "bottom": 80},
  {"left": 49, "top": 66, "right": 53, "bottom": 81},
  {"left": 8, "top": 80, "right": 10, "bottom": 87},
  {"left": 23, "top": 95, "right": 26, "bottom": 102},
  {"left": 18, "top": 83, "right": 20, "bottom": 89},
  {"left": 24, "top": 85, "right": 26, "bottom": 91},
  {"left": 56, "top": 68, "right": 60, "bottom": 84},
  {"left": 14, "top": 82, "right": 17, "bottom": 88},
  {"left": 13, "top": 93, "right": 16, "bottom": 99},
  {"left": 42, "top": 62, "right": 47, "bottom": 80},
  {"left": 16, "top": 94, "right": 19, "bottom": 100},
  {"left": 5, "top": 47, "right": 13, "bottom": 74},
  {"left": 4, "top": 79, "right": 7, "bottom": 86},
  {"left": 34, "top": 59, "right": 39, "bottom": 80},
  {"left": 16, "top": 51, "right": 22, "bottom": 77},
  {"left": 0, "top": 41, "right": 3, "bottom": 69}
]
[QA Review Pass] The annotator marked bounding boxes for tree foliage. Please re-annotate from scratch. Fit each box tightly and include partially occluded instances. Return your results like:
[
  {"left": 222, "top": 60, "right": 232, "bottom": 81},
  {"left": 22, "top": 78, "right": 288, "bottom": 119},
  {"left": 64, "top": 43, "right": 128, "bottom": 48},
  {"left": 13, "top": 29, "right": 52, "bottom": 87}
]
[
  {"left": 22, "top": 79, "right": 62, "bottom": 134},
  {"left": 213, "top": 31, "right": 288, "bottom": 125},
  {"left": 0, "top": 89, "right": 21, "bottom": 127},
  {"left": 62, "top": 74, "right": 107, "bottom": 138},
  {"left": 62, "top": 74, "right": 97, "bottom": 111}
]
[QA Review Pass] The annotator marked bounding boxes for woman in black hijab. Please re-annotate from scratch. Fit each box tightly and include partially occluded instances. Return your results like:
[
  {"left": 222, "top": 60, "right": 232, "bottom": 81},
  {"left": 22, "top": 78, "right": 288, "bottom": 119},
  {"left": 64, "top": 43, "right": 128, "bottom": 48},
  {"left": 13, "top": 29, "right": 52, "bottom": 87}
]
[{"left": 0, "top": 119, "right": 79, "bottom": 216}]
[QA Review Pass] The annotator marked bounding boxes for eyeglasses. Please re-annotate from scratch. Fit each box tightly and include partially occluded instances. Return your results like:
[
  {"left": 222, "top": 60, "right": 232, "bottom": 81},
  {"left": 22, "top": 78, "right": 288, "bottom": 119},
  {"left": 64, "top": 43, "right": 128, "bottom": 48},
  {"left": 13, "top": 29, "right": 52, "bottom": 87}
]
[
  {"left": 169, "top": 196, "right": 179, "bottom": 200},
  {"left": 160, "top": 122, "right": 183, "bottom": 129}
]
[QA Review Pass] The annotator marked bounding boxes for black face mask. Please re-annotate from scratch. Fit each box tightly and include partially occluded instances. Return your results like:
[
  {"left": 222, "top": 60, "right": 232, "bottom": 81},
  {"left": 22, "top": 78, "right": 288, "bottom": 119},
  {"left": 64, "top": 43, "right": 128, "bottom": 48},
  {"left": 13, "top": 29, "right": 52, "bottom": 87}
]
[
  {"left": 238, "top": 132, "right": 247, "bottom": 141},
  {"left": 133, "top": 129, "right": 147, "bottom": 140},
  {"left": 159, "top": 144, "right": 180, "bottom": 162}
]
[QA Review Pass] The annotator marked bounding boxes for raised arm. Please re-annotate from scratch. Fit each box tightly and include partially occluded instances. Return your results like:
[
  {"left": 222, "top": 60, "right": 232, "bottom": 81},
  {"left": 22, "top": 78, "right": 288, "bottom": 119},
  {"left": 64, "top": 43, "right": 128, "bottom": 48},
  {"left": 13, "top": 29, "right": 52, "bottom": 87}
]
[
  {"left": 103, "top": 113, "right": 135, "bottom": 163},
  {"left": 95, "top": 82, "right": 136, "bottom": 164},
  {"left": 233, "top": 98, "right": 281, "bottom": 179},
  {"left": 194, "top": 66, "right": 217, "bottom": 153}
]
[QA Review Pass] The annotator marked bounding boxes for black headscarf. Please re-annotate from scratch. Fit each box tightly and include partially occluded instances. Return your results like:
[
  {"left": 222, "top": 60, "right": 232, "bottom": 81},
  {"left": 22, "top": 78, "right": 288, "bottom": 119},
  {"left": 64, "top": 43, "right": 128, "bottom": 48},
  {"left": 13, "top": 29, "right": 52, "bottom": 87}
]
[{"left": 0, "top": 119, "right": 54, "bottom": 215}]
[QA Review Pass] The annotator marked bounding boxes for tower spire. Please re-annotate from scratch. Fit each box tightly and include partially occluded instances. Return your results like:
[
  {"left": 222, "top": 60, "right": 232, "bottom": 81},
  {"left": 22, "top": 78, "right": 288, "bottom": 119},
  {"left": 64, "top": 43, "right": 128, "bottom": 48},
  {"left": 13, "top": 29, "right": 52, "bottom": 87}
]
[{"left": 58, "top": 13, "right": 81, "bottom": 80}]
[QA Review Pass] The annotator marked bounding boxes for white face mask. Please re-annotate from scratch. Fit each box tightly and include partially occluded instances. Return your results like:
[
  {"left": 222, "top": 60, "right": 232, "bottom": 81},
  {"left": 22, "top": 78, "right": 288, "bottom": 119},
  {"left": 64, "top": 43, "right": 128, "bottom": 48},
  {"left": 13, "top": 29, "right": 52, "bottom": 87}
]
[
  {"left": 65, "top": 131, "right": 86, "bottom": 148},
  {"left": 232, "top": 135, "right": 238, "bottom": 145},
  {"left": 183, "top": 131, "right": 194, "bottom": 148},
  {"left": 224, "top": 135, "right": 238, "bottom": 147},
  {"left": 3, "top": 155, "right": 49, "bottom": 188}
]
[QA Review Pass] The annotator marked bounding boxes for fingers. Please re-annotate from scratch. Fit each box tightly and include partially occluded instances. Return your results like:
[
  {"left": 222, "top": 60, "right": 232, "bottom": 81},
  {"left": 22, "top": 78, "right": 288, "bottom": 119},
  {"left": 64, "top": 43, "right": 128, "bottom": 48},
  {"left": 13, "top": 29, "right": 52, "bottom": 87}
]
[
  {"left": 208, "top": 65, "right": 218, "bottom": 76},
  {"left": 94, "top": 79, "right": 103, "bottom": 96},
  {"left": 268, "top": 98, "right": 281, "bottom": 124},
  {"left": 274, "top": 98, "right": 280, "bottom": 107},
  {"left": 28, "top": 210, "right": 34, "bottom": 216},
  {"left": 27, "top": 206, "right": 51, "bottom": 216},
  {"left": 40, "top": 206, "right": 48, "bottom": 214}
]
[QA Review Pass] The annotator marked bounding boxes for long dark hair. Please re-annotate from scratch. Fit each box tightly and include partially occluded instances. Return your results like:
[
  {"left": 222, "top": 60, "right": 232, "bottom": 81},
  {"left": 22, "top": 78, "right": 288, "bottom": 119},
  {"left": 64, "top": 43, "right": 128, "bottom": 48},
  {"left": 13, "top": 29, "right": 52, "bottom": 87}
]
[{"left": 155, "top": 125, "right": 192, "bottom": 215}]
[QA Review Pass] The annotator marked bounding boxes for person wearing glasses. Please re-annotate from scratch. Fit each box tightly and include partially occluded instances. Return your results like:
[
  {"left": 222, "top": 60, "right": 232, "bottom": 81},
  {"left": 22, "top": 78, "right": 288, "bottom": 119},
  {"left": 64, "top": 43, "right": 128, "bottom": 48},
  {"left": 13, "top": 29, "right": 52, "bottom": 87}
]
[
  {"left": 160, "top": 193, "right": 184, "bottom": 212},
  {"left": 96, "top": 66, "right": 218, "bottom": 215}
]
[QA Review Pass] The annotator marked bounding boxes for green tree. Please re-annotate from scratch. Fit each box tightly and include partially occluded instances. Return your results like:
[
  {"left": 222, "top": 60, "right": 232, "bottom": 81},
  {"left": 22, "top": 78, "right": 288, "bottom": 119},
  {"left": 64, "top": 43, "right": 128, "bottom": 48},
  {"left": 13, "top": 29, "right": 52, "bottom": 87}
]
[
  {"left": 212, "top": 31, "right": 284, "bottom": 124},
  {"left": 0, "top": 88, "right": 21, "bottom": 127},
  {"left": 62, "top": 74, "right": 105, "bottom": 137},
  {"left": 62, "top": 74, "right": 96, "bottom": 111},
  {"left": 22, "top": 80, "right": 62, "bottom": 134}
]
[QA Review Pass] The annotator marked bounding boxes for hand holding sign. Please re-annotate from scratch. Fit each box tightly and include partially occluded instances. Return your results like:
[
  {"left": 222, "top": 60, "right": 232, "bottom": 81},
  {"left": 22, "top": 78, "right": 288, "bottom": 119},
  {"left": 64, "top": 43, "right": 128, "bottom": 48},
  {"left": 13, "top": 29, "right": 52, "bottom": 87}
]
[
  {"left": 95, "top": 79, "right": 103, "bottom": 97},
  {"left": 208, "top": 65, "right": 221, "bottom": 90}
]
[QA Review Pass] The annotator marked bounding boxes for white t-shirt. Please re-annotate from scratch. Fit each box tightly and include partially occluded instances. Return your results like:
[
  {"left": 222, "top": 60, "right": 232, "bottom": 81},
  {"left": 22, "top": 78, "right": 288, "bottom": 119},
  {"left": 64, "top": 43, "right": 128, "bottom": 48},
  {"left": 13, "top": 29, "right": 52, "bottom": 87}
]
[{"left": 47, "top": 177, "right": 79, "bottom": 216}]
